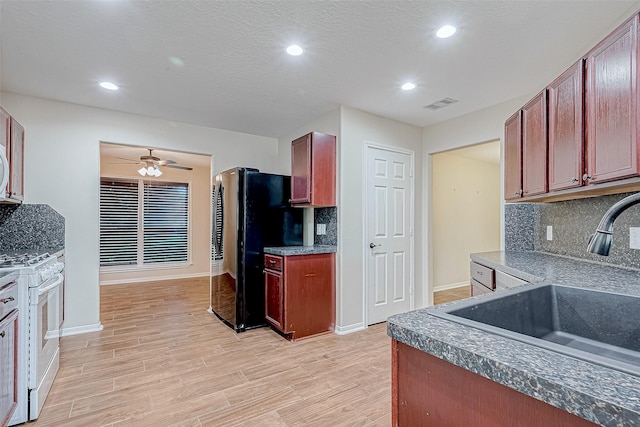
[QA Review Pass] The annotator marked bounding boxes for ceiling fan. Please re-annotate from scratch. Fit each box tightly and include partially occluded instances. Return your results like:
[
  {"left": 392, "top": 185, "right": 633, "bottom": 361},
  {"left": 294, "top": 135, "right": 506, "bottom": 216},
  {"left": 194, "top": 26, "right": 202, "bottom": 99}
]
[{"left": 112, "top": 148, "right": 193, "bottom": 177}]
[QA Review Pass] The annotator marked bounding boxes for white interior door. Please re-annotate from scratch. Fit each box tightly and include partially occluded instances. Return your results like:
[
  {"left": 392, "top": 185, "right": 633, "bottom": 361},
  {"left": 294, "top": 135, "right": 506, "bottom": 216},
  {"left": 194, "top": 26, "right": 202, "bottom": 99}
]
[{"left": 365, "top": 144, "right": 413, "bottom": 325}]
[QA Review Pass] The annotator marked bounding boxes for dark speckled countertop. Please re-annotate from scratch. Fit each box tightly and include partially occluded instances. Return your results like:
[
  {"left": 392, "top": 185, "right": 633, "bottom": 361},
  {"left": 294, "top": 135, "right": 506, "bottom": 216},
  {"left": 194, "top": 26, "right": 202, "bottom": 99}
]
[
  {"left": 388, "top": 251, "right": 640, "bottom": 427},
  {"left": 263, "top": 245, "right": 337, "bottom": 256}
]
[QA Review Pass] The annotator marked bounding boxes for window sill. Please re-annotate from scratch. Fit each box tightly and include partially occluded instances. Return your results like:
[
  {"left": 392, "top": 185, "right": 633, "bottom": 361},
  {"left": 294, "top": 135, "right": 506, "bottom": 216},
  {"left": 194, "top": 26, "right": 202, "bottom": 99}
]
[{"left": 100, "top": 262, "right": 192, "bottom": 274}]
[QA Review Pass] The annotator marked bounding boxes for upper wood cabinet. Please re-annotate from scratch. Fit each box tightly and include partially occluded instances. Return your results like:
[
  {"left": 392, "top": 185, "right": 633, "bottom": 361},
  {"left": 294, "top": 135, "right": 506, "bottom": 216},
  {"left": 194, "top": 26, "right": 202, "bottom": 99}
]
[
  {"left": 585, "top": 14, "right": 640, "bottom": 185},
  {"left": 0, "top": 108, "right": 24, "bottom": 203},
  {"left": 0, "top": 108, "right": 9, "bottom": 153},
  {"left": 290, "top": 132, "right": 336, "bottom": 207},
  {"left": 9, "top": 118, "right": 24, "bottom": 202},
  {"left": 504, "top": 111, "right": 522, "bottom": 201},
  {"left": 548, "top": 60, "right": 584, "bottom": 191},
  {"left": 504, "top": 11, "right": 640, "bottom": 202},
  {"left": 521, "top": 91, "right": 548, "bottom": 197}
]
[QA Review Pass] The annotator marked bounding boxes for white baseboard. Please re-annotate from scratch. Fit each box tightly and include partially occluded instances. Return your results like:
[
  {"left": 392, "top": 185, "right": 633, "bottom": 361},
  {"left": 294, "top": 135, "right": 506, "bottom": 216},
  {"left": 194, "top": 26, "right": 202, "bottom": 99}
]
[
  {"left": 100, "top": 273, "right": 209, "bottom": 286},
  {"left": 335, "top": 322, "right": 366, "bottom": 335},
  {"left": 60, "top": 322, "right": 104, "bottom": 337},
  {"left": 433, "top": 281, "right": 469, "bottom": 293}
]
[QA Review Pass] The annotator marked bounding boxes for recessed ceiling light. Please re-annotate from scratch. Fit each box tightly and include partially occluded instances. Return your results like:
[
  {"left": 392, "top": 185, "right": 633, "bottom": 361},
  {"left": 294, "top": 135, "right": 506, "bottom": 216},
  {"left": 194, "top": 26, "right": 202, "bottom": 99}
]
[
  {"left": 436, "top": 25, "right": 457, "bottom": 38},
  {"left": 286, "top": 44, "right": 304, "bottom": 56},
  {"left": 99, "top": 81, "right": 119, "bottom": 91},
  {"left": 401, "top": 82, "right": 416, "bottom": 91}
]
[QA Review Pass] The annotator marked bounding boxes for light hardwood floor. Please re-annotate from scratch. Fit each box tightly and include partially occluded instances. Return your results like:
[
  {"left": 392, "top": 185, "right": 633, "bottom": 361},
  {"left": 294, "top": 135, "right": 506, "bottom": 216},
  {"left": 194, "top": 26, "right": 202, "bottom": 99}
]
[
  {"left": 433, "top": 285, "right": 471, "bottom": 305},
  {"left": 31, "top": 277, "right": 391, "bottom": 427}
]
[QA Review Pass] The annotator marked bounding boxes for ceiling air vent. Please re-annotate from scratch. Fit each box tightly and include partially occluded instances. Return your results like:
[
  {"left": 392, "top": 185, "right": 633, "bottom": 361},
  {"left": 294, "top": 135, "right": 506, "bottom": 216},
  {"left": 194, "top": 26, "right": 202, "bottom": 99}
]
[{"left": 423, "top": 97, "right": 459, "bottom": 110}]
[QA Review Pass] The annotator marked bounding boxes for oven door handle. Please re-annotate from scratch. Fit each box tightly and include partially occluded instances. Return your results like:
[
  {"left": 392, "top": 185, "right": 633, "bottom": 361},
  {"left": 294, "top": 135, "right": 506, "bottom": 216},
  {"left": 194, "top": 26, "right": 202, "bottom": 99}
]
[{"left": 38, "top": 274, "right": 64, "bottom": 295}]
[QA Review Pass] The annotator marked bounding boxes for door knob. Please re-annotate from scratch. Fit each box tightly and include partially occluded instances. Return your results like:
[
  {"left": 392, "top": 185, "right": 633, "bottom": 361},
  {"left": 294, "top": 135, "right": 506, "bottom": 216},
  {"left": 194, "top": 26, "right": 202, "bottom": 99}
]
[{"left": 369, "top": 243, "right": 380, "bottom": 249}]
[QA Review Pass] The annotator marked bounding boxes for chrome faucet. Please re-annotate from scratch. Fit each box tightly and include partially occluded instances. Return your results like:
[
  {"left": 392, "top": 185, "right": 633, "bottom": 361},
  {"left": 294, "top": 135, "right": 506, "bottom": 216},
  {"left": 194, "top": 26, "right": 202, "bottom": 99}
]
[{"left": 587, "top": 192, "right": 640, "bottom": 256}]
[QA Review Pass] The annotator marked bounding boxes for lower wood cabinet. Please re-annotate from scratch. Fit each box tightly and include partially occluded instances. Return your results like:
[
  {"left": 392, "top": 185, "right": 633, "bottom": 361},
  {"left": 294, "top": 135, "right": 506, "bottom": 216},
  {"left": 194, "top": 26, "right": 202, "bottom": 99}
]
[
  {"left": 0, "top": 310, "right": 18, "bottom": 427},
  {"left": 392, "top": 340, "right": 598, "bottom": 427},
  {"left": 264, "top": 252, "right": 335, "bottom": 340}
]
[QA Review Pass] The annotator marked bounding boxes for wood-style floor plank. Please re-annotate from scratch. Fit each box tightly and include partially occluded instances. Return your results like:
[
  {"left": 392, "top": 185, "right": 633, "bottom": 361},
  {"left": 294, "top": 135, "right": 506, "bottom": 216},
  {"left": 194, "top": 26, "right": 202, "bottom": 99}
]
[{"left": 30, "top": 277, "right": 392, "bottom": 426}]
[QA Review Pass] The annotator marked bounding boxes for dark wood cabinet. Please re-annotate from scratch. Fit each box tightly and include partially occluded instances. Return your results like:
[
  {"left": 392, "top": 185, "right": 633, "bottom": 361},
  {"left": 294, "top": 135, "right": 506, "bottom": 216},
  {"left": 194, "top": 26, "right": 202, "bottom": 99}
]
[
  {"left": 0, "top": 310, "right": 18, "bottom": 427},
  {"left": 392, "top": 340, "right": 598, "bottom": 427},
  {"left": 264, "top": 260, "right": 284, "bottom": 330},
  {"left": 522, "top": 91, "right": 548, "bottom": 196},
  {"left": 548, "top": 60, "right": 584, "bottom": 191},
  {"left": 264, "top": 252, "right": 335, "bottom": 340},
  {"left": 504, "top": 111, "right": 522, "bottom": 201},
  {"left": 586, "top": 14, "right": 640, "bottom": 185},
  {"left": 0, "top": 108, "right": 9, "bottom": 153},
  {"left": 9, "top": 118, "right": 24, "bottom": 202},
  {"left": 290, "top": 132, "right": 336, "bottom": 207}
]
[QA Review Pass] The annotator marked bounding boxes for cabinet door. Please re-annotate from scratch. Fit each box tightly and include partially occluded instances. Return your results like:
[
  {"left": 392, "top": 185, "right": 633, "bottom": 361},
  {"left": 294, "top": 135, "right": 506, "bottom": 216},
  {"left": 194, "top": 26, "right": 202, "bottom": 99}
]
[
  {"left": 504, "top": 111, "right": 522, "bottom": 201},
  {"left": 283, "top": 253, "right": 335, "bottom": 339},
  {"left": 290, "top": 134, "right": 311, "bottom": 204},
  {"left": 0, "top": 108, "right": 9, "bottom": 152},
  {"left": 548, "top": 61, "right": 584, "bottom": 191},
  {"left": 9, "top": 118, "right": 24, "bottom": 202},
  {"left": 265, "top": 269, "right": 284, "bottom": 331},
  {"left": 522, "top": 91, "right": 548, "bottom": 197},
  {"left": 0, "top": 310, "right": 18, "bottom": 427},
  {"left": 586, "top": 14, "right": 639, "bottom": 184}
]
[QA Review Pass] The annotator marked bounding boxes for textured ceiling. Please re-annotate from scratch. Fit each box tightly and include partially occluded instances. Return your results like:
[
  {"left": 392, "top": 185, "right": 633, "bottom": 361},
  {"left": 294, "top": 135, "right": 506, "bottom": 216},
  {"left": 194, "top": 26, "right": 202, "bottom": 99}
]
[{"left": 2, "top": 1, "right": 640, "bottom": 139}]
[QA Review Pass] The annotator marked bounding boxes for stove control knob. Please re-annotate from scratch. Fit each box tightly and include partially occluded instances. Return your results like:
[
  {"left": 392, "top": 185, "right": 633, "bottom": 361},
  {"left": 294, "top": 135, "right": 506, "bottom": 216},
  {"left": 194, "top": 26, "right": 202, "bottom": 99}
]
[{"left": 55, "top": 262, "right": 64, "bottom": 272}]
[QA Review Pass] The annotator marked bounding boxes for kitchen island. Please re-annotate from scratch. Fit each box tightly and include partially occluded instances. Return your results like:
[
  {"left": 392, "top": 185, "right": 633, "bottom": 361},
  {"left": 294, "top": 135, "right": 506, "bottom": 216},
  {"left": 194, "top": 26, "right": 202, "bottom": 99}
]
[{"left": 388, "top": 251, "right": 640, "bottom": 426}]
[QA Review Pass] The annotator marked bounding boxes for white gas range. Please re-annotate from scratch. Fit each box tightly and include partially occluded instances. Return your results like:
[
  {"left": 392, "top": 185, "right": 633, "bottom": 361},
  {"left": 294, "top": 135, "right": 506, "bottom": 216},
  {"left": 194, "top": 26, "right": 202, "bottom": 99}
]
[{"left": 1, "top": 252, "right": 64, "bottom": 425}]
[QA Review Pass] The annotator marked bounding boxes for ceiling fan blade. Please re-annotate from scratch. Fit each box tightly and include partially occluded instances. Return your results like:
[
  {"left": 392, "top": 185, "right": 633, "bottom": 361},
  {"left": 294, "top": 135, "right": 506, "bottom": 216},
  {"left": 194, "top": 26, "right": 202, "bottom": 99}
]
[
  {"left": 166, "top": 164, "right": 193, "bottom": 171},
  {"left": 113, "top": 156, "right": 139, "bottom": 162},
  {"left": 156, "top": 159, "right": 177, "bottom": 166}
]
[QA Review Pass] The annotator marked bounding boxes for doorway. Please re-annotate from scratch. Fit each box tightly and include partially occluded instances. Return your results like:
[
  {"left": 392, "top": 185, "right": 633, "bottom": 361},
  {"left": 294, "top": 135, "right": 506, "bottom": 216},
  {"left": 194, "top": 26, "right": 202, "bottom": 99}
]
[
  {"left": 364, "top": 143, "right": 414, "bottom": 325},
  {"left": 98, "top": 142, "right": 212, "bottom": 285},
  {"left": 431, "top": 140, "right": 501, "bottom": 304}
]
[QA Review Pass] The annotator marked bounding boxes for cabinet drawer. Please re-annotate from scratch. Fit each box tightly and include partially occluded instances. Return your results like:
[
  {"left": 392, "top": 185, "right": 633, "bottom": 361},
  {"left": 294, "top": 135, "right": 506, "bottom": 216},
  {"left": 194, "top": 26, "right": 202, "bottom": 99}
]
[
  {"left": 0, "top": 280, "right": 17, "bottom": 321},
  {"left": 495, "top": 270, "right": 528, "bottom": 290},
  {"left": 471, "top": 278, "right": 493, "bottom": 296},
  {"left": 470, "top": 262, "right": 495, "bottom": 289},
  {"left": 264, "top": 255, "right": 283, "bottom": 272}
]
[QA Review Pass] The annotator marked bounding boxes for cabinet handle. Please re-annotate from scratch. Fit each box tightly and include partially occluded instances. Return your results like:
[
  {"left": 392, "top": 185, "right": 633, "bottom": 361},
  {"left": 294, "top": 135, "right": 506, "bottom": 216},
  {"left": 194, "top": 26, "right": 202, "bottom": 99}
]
[
  {"left": 514, "top": 189, "right": 523, "bottom": 196},
  {"left": 571, "top": 177, "right": 579, "bottom": 183},
  {"left": 0, "top": 331, "right": 4, "bottom": 338},
  {"left": 0, "top": 297, "right": 14, "bottom": 304},
  {"left": 269, "top": 260, "right": 276, "bottom": 264},
  {"left": 582, "top": 174, "right": 591, "bottom": 181}
]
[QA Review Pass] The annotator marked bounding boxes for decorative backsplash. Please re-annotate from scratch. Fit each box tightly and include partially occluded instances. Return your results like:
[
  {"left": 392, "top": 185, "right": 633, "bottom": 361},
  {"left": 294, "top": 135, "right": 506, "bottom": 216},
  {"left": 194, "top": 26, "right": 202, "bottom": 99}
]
[
  {"left": 314, "top": 207, "right": 337, "bottom": 246},
  {"left": 505, "top": 192, "right": 640, "bottom": 270},
  {"left": 0, "top": 204, "right": 65, "bottom": 253}
]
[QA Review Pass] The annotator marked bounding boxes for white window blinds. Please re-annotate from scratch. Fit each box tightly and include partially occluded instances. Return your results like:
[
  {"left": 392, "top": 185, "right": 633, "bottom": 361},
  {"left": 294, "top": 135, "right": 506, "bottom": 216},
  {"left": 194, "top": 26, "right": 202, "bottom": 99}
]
[
  {"left": 100, "top": 179, "right": 138, "bottom": 266},
  {"left": 143, "top": 182, "right": 189, "bottom": 263},
  {"left": 100, "top": 178, "right": 189, "bottom": 267}
]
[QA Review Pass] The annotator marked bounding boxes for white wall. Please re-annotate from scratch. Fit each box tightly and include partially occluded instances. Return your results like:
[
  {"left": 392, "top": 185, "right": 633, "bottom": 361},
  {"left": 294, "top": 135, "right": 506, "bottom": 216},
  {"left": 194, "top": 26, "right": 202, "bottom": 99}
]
[
  {"left": 1, "top": 92, "right": 279, "bottom": 333},
  {"left": 422, "top": 95, "right": 530, "bottom": 305},
  {"left": 339, "top": 106, "right": 423, "bottom": 331}
]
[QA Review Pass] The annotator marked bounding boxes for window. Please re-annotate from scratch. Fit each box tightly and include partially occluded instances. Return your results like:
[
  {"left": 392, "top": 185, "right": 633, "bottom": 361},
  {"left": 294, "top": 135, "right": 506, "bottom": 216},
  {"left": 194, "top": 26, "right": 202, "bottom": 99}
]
[{"left": 100, "top": 178, "right": 189, "bottom": 267}]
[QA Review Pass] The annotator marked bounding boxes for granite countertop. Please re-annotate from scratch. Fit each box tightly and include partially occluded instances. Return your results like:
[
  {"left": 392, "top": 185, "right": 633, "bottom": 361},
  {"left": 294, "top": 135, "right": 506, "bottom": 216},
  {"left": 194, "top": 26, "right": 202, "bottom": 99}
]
[
  {"left": 263, "top": 245, "right": 337, "bottom": 256},
  {"left": 388, "top": 251, "right": 640, "bottom": 426}
]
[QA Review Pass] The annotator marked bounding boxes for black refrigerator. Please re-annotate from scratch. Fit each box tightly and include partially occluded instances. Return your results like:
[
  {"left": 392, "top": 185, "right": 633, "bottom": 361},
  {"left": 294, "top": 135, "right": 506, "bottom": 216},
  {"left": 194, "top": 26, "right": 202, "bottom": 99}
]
[{"left": 210, "top": 167, "right": 303, "bottom": 332}]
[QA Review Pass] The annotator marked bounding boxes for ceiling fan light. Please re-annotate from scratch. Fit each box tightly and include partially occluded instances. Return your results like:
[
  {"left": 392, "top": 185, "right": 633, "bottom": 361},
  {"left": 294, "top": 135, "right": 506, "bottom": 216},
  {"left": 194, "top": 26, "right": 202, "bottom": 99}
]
[
  {"left": 138, "top": 167, "right": 147, "bottom": 176},
  {"left": 154, "top": 168, "right": 163, "bottom": 177},
  {"left": 147, "top": 166, "right": 155, "bottom": 175}
]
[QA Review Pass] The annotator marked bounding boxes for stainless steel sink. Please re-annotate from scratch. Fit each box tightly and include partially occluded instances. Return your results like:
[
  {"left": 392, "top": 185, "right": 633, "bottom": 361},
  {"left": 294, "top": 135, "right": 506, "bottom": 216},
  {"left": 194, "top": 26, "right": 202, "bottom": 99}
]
[{"left": 430, "top": 284, "right": 640, "bottom": 376}]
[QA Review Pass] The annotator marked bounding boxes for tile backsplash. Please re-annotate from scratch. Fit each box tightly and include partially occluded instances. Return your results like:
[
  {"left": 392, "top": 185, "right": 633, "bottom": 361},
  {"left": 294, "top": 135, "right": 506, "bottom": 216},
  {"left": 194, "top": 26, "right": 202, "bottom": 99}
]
[
  {"left": 314, "top": 207, "right": 337, "bottom": 246},
  {"left": 505, "top": 191, "right": 640, "bottom": 269},
  {"left": 0, "top": 204, "right": 65, "bottom": 253}
]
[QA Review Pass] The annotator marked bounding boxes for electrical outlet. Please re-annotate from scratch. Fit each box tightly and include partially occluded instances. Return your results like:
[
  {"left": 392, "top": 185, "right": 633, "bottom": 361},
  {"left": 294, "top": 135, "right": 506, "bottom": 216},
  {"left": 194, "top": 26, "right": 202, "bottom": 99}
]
[
  {"left": 630, "top": 227, "right": 640, "bottom": 249},
  {"left": 546, "top": 225, "right": 553, "bottom": 241},
  {"left": 316, "top": 224, "right": 327, "bottom": 235}
]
